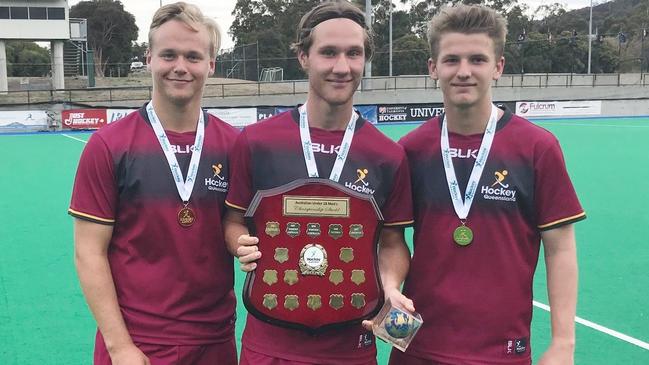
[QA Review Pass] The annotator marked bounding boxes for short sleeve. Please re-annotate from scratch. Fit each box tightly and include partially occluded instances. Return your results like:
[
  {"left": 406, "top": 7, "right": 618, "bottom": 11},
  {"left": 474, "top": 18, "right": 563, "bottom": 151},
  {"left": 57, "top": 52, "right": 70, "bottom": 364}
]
[
  {"left": 68, "top": 133, "right": 118, "bottom": 224},
  {"left": 534, "top": 137, "right": 586, "bottom": 230},
  {"left": 382, "top": 152, "right": 414, "bottom": 227},
  {"left": 225, "top": 129, "right": 253, "bottom": 211}
]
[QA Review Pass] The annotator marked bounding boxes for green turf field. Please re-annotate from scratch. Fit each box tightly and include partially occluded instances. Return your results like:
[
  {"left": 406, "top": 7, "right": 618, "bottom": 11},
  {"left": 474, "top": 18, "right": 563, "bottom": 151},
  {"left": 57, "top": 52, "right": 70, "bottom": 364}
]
[{"left": 1, "top": 117, "right": 648, "bottom": 364}]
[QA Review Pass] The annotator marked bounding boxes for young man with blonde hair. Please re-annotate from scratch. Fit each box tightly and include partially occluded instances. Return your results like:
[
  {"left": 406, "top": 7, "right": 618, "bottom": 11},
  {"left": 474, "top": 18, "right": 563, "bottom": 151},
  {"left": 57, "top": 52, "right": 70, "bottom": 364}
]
[
  {"left": 394, "top": 4, "right": 585, "bottom": 365},
  {"left": 224, "top": 1, "right": 414, "bottom": 364},
  {"left": 69, "top": 2, "right": 238, "bottom": 364}
]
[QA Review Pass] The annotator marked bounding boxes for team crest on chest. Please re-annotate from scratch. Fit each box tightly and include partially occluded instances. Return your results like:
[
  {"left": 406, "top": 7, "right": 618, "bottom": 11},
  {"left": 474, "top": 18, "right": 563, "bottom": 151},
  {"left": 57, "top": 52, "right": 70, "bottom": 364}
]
[
  {"left": 205, "top": 161, "right": 229, "bottom": 192},
  {"left": 344, "top": 167, "right": 376, "bottom": 195},
  {"left": 480, "top": 169, "right": 517, "bottom": 202}
]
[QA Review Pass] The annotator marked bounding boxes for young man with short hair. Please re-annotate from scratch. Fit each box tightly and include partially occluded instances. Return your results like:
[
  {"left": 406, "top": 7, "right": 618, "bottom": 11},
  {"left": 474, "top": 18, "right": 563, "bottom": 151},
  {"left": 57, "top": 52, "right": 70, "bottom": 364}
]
[
  {"left": 394, "top": 4, "right": 586, "bottom": 365},
  {"left": 69, "top": 3, "right": 239, "bottom": 364},
  {"left": 224, "top": 1, "right": 414, "bottom": 364}
]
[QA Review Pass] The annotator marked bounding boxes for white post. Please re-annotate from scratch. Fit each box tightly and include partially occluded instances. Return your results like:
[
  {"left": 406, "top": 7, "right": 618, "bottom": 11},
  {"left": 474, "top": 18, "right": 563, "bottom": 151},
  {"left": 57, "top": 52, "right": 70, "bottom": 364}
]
[
  {"left": 365, "top": 0, "right": 372, "bottom": 79},
  {"left": 588, "top": 0, "right": 593, "bottom": 74},
  {"left": 51, "top": 41, "right": 65, "bottom": 90},
  {"left": 389, "top": 1, "right": 393, "bottom": 77},
  {"left": 0, "top": 40, "right": 7, "bottom": 94}
]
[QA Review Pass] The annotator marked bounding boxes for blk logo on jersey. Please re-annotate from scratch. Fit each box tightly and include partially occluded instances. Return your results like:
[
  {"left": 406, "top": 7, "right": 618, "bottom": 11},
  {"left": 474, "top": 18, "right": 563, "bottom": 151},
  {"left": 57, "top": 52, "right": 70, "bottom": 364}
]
[
  {"left": 449, "top": 147, "right": 478, "bottom": 159},
  {"left": 171, "top": 144, "right": 197, "bottom": 154},
  {"left": 481, "top": 170, "right": 517, "bottom": 202},
  {"left": 205, "top": 162, "right": 228, "bottom": 192},
  {"left": 345, "top": 168, "right": 375, "bottom": 195},
  {"left": 312, "top": 143, "right": 342, "bottom": 155}
]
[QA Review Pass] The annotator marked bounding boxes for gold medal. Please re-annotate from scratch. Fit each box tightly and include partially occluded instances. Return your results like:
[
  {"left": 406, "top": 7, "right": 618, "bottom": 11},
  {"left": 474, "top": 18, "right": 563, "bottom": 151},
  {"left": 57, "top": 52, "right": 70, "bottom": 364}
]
[
  {"left": 178, "top": 206, "right": 195, "bottom": 227},
  {"left": 453, "top": 224, "right": 473, "bottom": 246}
]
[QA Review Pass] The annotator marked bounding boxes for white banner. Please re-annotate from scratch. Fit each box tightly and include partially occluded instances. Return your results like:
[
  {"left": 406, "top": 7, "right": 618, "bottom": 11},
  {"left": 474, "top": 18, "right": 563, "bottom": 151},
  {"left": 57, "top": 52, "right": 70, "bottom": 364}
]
[
  {"left": 516, "top": 101, "right": 602, "bottom": 117},
  {"left": 106, "top": 109, "right": 138, "bottom": 124},
  {"left": 0, "top": 110, "right": 50, "bottom": 128},
  {"left": 206, "top": 108, "right": 258, "bottom": 127}
]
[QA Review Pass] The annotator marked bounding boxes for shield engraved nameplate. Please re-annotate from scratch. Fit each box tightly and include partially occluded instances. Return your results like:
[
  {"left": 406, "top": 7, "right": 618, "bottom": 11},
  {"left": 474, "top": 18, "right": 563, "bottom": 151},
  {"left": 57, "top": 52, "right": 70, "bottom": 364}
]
[{"left": 243, "top": 178, "right": 385, "bottom": 333}]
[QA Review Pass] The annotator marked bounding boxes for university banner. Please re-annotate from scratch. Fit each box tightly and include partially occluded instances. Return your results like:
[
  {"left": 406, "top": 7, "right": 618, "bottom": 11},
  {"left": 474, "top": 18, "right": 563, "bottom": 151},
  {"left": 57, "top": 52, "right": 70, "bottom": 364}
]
[
  {"left": 61, "top": 109, "right": 108, "bottom": 130},
  {"left": 377, "top": 103, "right": 445, "bottom": 123}
]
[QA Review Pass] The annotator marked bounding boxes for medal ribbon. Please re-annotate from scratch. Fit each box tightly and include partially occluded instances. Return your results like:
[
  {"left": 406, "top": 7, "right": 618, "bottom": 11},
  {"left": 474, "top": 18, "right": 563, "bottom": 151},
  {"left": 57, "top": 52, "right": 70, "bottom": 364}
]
[
  {"left": 441, "top": 104, "right": 499, "bottom": 221},
  {"left": 146, "top": 101, "right": 204, "bottom": 204},
  {"left": 298, "top": 103, "right": 358, "bottom": 182}
]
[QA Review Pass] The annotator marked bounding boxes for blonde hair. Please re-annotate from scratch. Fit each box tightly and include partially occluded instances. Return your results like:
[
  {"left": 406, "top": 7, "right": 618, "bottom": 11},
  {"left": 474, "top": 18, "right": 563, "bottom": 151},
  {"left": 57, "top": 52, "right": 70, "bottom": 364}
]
[
  {"left": 427, "top": 4, "right": 507, "bottom": 60},
  {"left": 148, "top": 2, "right": 221, "bottom": 58},
  {"left": 291, "top": 0, "right": 374, "bottom": 60}
]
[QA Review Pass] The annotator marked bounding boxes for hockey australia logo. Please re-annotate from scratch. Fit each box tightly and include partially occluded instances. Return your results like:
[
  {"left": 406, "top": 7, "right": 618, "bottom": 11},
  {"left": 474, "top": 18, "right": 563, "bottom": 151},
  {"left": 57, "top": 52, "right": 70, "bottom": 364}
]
[
  {"left": 345, "top": 168, "right": 375, "bottom": 195},
  {"left": 481, "top": 170, "right": 517, "bottom": 202},
  {"left": 205, "top": 163, "right": 229, "bottom": 192}
]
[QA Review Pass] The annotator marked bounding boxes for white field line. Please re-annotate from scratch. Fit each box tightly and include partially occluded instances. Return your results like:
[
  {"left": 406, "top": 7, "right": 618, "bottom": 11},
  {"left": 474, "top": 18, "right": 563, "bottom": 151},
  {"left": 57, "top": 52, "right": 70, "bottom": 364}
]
[
  {"left": 533, "top": 300, "right": 649, "bottom": 351},
  {"left": 62, "top": 134, "right": 88, "bottom": 144}
]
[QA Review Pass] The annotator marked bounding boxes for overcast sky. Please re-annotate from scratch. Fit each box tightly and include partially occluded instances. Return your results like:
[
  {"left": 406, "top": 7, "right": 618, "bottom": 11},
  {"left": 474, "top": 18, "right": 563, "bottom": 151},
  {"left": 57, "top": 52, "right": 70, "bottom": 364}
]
[{"left": 67, "top": 0, "right": 596, "bottom": 51}]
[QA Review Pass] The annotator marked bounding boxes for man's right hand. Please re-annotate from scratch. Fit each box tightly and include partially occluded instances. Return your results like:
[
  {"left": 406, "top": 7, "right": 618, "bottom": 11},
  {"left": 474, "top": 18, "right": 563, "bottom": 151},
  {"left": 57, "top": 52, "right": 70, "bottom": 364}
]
[
  {"left": 109, "top": 343, "right": 150, "bottom": 365},
  {"left": 236, "top": 234, "right": 261, "bottom": 272}
]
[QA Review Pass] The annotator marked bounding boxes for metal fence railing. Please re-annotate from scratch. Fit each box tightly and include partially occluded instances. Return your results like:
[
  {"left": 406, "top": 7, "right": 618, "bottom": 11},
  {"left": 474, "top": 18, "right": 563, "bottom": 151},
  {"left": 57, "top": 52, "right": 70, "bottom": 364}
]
[{"left": 2, "top": 73, "right": 648, "bottom": 106}]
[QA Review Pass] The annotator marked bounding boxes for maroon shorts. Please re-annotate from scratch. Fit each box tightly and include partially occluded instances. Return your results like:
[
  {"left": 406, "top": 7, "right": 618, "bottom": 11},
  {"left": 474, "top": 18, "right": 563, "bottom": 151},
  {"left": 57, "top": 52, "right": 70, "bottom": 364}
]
[
  {"left": 240, "top": 346, "right": 376, "bottom": 365},
  {"left": 93, "top": 331, "right": 237, "bottom": 365}
]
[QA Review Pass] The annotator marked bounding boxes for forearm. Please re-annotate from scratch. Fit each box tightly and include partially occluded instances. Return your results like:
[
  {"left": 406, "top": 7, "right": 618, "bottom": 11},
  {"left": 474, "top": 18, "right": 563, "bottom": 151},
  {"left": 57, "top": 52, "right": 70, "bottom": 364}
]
[
  {"left": 543, "top": 225, "right": 578, "bottom": 345},
  {"left": 378, "top": 227, "right": 410, "bottom": 292},
  {"left": 223, "top": 210, "right": 249, "bottom": 256},
  {"left": 74, "top": 219, "right": 133, "bottom": 355},
  {"left": 75, "top": 250, "right": 133, "bottom": 353}
]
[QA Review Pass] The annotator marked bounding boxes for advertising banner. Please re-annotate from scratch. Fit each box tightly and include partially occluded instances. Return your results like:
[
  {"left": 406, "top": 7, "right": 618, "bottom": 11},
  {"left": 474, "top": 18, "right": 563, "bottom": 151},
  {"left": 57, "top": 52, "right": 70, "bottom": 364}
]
[
  {"left": 257, "top": 107, "right": 278, "bottom": 121},
  {"left": 61, "top": 109, "right": 108, "bottom": 130},
  {"left": 516, "top": 101, "right": 602, "bottom": 117},
  {"left": 377, "top": 104, "right": 444, "bottom": 123},
  {"left": 107, "top": 109, "right": 138, "bottom": 124},
  {"left": 356, "top": 105, "right": 377, "bottom": 124},
  {"left": 0, "top": 110, "right": 50, "bottom": 130},
  {"left": 207, "top": 107, "right": 258, "bottom": 127}
]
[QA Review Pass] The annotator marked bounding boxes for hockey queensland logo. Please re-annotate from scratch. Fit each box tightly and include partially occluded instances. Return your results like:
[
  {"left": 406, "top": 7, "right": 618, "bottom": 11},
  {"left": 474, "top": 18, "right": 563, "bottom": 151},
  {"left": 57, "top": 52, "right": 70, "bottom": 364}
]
[
  {"left": 205, "top": 162, "right": 229, "bottom": 192},
  {"left": 344, "top": 168, "right": 376, "bottom": 195},
  {"left": 481, "top": 170, "right": 517, "bottom": 202}
]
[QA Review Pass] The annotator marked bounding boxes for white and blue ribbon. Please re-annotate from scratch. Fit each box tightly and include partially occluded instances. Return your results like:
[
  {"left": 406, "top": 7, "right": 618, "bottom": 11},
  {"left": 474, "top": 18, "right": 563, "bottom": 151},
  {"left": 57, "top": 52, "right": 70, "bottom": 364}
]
[
  {"left": 440, "top": 104, "right": 499, "bottom": 221},
  {"left": 146, "top": 101, "right": 204, "bottom": 204},
  {"left": 298, "top": 103, "right": 358, "bottom": 182}
]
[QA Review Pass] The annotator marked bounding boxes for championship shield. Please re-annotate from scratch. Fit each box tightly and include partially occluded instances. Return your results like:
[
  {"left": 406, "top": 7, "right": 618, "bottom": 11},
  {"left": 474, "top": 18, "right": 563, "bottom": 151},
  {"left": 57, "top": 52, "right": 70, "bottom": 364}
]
[{"left": 243, "top": 178, "right": 385, "bottom": 333}]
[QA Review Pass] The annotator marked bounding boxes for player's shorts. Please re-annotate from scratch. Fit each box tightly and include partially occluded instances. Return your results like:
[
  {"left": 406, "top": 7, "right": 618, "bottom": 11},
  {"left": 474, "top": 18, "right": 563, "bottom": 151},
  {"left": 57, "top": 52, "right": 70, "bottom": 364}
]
[
  {"left": 93, "top": 331, "right": 237, "bottom": 365},
  {"left": 240, "top": 346, "right": 377, "bottom": 365}
]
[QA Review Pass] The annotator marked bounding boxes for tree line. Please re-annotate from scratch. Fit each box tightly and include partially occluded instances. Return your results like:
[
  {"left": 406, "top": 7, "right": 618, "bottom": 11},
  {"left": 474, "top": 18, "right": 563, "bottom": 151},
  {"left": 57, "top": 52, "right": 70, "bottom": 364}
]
[{"left": 5, "top": 0, "right": 649, "bottom": 79}]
